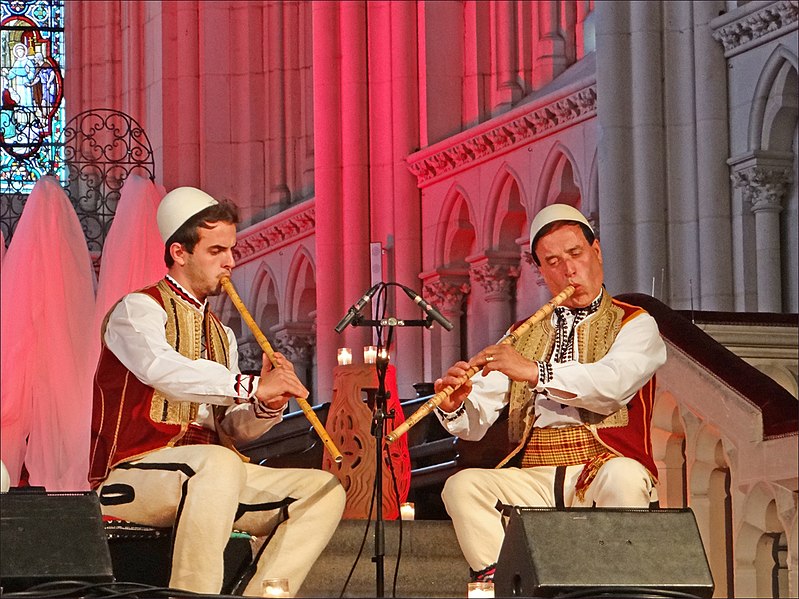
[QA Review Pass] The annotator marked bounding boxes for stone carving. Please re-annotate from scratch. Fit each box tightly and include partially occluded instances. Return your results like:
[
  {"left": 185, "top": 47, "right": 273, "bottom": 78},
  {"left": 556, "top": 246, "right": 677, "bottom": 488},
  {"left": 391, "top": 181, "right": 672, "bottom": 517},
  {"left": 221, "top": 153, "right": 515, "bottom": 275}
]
[
  {"left": 470, "top": 261, "right": 521, "bottom": 298},
  {"left": 713, "top": 1, "right": 798, "bottom": 55},
  {"left": 423, "top": 278, "right": 471, "bottom": 314},
  {"left": 272, "top": 327, "right": 316, "bottom": 363},
  {"left": 232, "top": 206, "right": 315, "bottom": 264},
  {"left": 237, "top": 339, "right": 263, "bottom": 373},
  {"left": 732, "top": 165, "right": 792, "bottom": 213},
  {"left": 405, "top": 83, "right": 598, "bottom": 186}
]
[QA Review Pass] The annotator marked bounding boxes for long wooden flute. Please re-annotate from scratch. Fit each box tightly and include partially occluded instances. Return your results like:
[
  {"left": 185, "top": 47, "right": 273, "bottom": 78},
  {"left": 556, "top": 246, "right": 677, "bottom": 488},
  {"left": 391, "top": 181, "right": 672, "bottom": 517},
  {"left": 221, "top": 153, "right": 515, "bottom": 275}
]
[
  {"left": 220, "top": 276, "right": 344, "bottom": 463},
  {"left": 385, "top": 285, "right": 575, "bottom": 444}
]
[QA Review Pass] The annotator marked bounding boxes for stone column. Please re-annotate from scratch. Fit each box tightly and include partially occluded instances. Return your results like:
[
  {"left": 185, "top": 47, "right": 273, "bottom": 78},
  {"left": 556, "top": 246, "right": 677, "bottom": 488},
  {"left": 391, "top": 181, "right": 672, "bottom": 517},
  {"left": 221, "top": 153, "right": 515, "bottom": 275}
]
[
  {"left": 422, "top": 272, "right": 471, "bottom": 376},
  {"left": 731, "top": 161, "right": 793, "bottom": 312},
  {"left": 312, "top": 1, "right": 345, "bottom": 402},
  {"left": 693, "top": 0, "right": 733, "bottom": 310},
  {"left": 534, "top": 0, "right": 568, "bottom": 88},
  {"left": 468, "top": 254, "right": 520, "bottom": 345}
]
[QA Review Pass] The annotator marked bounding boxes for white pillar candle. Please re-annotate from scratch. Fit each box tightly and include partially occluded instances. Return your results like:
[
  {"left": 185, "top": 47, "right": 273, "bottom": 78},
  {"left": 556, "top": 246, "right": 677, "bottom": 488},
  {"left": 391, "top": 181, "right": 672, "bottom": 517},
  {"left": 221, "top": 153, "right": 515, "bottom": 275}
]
[{"left": 336, "top": 347, "right": 352, "bottom": 365}]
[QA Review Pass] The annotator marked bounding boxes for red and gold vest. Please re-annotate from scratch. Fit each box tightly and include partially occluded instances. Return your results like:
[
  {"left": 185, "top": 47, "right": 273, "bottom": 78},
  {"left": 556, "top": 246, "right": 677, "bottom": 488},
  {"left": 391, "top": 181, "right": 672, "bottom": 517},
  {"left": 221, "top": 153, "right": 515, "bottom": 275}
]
[
  {"left": 88, "top": 279, "right": 231, "bottom": 488},
  {"left": 499, "top": 293, "right": 659, "bottom": 479}
]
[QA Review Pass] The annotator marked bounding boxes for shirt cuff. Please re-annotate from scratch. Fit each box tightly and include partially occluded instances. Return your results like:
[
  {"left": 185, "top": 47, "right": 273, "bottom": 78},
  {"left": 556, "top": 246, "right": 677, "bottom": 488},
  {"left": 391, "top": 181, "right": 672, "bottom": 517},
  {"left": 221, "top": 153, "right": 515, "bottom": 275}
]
[
  {"left": 436, "top": 402, "right": 466, "bottom": 422},
  {"left": 529, "top": 361, "right": 553, "bottom": 391},
  {"left": 253, "top": 402, "right": 286, "bottom": 419}
]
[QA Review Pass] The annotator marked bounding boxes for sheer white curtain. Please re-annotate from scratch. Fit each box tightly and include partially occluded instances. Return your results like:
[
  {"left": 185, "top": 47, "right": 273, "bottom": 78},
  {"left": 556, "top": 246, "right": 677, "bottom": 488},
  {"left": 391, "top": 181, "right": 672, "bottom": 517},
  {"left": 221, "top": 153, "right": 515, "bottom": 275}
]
[
  {"left": 92, "top": 174, "right": 166, "bottom": 354},
  {"left": 0, "top": 176, "right": 96, "bottom": 490}
]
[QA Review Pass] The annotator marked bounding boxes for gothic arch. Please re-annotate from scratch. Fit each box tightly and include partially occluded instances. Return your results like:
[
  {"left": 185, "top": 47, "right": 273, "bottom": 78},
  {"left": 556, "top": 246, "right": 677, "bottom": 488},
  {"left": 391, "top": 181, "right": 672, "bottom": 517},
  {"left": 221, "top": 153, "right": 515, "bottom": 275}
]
[
  {"left": 690, "top": 425, "right": 735, "bottom": 598},
  {"left": 251, "top": 262, "right": 281, "bottom": 333},
  {"left": 748, "top": 45, "right": 798, "bottom": 152},
  {"left": 434, "top": 184, "right": 477, "bottom": 269},
  {"left": 483, "top": 164, "right": 528, "bottom": 253},
  {"left": 533, "top": 142, "right": 584, "bottom": 214},
  {"left": 285, "top": 247, "right": 317, "bottom": 323},
  {"left": 734, "top": 483, "right": 793, "bottom": 598},
  {"left": 651, "top": 390, "right": 687, "bottom": 508}
]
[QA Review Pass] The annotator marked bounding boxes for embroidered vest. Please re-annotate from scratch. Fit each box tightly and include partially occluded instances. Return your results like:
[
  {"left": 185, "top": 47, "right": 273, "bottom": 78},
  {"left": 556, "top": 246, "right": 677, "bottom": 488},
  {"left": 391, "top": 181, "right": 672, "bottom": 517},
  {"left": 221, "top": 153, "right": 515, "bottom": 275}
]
[
  {"left": 88, "top": 279, "right": 231, "bottom": 488},
  {"left": 499, "top": 293, "right": 659, "bottom": 479}
]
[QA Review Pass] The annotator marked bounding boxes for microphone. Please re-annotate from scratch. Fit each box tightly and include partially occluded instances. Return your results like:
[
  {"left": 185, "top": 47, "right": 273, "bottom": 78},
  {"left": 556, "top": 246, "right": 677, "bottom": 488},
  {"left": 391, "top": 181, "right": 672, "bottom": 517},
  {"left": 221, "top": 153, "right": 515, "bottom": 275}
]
[
  {"left": 399, "top": 284, "right": 454, "bottom": 331},
  {"left": 334, "top": 283, "right": 382, "bottom": 333}
]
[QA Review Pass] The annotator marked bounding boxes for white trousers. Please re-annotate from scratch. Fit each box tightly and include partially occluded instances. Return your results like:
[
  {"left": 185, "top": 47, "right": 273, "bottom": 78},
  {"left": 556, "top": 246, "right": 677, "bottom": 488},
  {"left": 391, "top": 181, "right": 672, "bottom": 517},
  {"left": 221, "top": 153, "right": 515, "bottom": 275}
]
[
  {"left": 442, "top": 458, "right": 653, "bottom": 571},
  {"left": 98, "top": 444, "right": 346, "bottom": 597}
]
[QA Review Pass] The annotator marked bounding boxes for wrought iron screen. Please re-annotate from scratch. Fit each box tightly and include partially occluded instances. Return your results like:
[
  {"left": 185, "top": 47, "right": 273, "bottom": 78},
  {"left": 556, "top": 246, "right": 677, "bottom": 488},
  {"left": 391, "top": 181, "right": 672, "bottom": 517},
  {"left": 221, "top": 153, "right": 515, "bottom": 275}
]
[{"left": 1, "top": 108, "right": 155, "bottom": 252}]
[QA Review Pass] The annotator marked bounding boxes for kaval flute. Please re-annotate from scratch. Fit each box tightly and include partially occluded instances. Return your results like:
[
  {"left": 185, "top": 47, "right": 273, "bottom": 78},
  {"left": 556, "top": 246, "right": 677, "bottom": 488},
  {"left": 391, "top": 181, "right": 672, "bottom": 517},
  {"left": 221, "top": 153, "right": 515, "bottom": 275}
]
[
  {"left": 385, "top": 285, "right": 575, "bottom": 444},
  {"left": 220, "top": 276, "right": 344, "bottom": 463}
]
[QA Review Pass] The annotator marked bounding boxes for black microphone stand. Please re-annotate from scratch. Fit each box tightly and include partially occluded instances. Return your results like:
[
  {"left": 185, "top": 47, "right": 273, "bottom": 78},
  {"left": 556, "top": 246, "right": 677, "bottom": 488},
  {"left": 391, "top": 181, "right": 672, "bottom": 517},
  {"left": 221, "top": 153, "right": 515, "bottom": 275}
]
[{"left": 348, "top": 310, "right": 435, "bottom": 598}]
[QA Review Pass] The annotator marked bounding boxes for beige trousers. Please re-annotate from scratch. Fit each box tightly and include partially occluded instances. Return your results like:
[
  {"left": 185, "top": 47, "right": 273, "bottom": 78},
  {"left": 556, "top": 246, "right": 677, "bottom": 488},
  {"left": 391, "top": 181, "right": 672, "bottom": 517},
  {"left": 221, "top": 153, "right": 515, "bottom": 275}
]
[
  {"left": 442, "top": 457, "right": 653, "bottom": 571},
  {"left": 98, "top": 444, "right": 345, "bottom": 597}
]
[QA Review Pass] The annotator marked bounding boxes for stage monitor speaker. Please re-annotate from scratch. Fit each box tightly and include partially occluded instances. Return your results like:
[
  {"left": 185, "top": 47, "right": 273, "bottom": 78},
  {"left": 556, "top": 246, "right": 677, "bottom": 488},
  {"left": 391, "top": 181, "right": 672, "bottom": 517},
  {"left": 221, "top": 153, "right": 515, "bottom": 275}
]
[
  {"left": 494, "top": 507, "right": 714, "bottom": 598},
  {"left": 1, "top": 490, "right": 114, "bottom": 592}
]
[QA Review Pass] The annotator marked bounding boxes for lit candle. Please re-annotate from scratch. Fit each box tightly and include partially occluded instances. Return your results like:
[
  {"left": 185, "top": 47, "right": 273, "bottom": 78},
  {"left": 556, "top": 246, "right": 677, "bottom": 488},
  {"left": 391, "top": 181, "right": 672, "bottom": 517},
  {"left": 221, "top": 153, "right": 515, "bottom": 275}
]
[
  {"left": 378, "top": 347, "right": 389, "bottom": 361},
  {"left": 261, "top": 577, "right": 290, "bottom": 598},
  {"left": 467, "top": 581, "right": 495, "bottom": 598},
  {"left": 363, "top": 345, "right": 377, "bottom": 364},
  {"left": 399, "top": 502, "right": 415, "bottom": 520},
  {"left": 336, "top": 347, "right": 352, "bottom": 365}
]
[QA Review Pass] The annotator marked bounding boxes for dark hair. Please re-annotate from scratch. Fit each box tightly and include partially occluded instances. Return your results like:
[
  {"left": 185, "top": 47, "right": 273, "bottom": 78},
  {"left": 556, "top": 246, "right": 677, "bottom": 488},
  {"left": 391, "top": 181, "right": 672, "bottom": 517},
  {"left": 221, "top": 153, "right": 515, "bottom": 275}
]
[
  {"left": 531, "top": 221, "right": 595, "bottom": 266},
  {"left": 164, "top": 201, "right": 240, "bottom": 267}
]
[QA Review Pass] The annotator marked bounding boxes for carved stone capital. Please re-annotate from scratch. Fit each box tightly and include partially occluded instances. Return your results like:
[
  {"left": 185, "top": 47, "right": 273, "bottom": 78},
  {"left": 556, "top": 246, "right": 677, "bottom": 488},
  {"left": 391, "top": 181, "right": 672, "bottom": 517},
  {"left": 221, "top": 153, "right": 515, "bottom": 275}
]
[
  {"left": 731, "top": 165, "right": 792, "bottom": 213},
  {"left": 468, "top": 256, "right": 521, "bottom": 300},
  {"left": 237, "top": 339, "right": 263, "bottom": 374},
  {"left": 422, "top": 275, "right": 471, "bottom": 316},
  {"left": 271, "top": 322, "right": 316, "bottom": 363}
]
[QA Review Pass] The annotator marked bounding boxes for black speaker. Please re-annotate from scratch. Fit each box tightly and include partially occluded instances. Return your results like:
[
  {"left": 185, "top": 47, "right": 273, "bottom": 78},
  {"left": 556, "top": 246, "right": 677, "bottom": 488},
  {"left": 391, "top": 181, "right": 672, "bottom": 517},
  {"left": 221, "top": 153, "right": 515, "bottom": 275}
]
[
  {"left": 1, "top": 490, "right": 114, "bottom": 592},
  {"left": 494, "top": 507, "right": 714, "bottom": 598}
]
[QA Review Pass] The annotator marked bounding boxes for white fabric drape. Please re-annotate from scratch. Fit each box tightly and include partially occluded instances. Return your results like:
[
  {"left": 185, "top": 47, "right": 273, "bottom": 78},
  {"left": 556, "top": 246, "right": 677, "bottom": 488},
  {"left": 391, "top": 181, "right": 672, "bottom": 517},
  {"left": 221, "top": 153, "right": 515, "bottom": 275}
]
[
  {"left": 0, "top": 176, "right": 96, "bottom": 490},
  {"left": 92, "top": 174, "right": 166, "bottom": 356}
]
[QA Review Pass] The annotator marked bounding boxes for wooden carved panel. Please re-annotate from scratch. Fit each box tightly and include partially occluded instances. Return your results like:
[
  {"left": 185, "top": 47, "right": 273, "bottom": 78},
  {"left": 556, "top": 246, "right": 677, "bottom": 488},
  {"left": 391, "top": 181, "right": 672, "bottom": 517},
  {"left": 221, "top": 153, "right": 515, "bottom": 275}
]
[{"left": 323, "top": 364, "right": 411, "bottom": 519}]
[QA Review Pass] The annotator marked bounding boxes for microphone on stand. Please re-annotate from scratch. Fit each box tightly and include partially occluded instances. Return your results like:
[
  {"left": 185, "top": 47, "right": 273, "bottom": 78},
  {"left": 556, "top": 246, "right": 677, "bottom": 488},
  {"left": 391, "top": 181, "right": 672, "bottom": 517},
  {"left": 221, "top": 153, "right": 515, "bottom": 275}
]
[
  {"left": 334, "top": 283, "right": 382, "bottom": 333},
  {"left": 399, "top": 284, "right": 454, "bottom": 331}
]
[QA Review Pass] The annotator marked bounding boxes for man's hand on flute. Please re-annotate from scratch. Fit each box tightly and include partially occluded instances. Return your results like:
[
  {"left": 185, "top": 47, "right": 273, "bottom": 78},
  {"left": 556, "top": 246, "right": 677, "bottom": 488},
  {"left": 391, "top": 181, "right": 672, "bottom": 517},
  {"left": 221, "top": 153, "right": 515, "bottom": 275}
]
[
  {"left": 473, "top": 344, "right": 540, "bottom": 386},
  {"left": 433, "top": 360, "right": 473, "bottom": 412},
  {"left": 255, "top": 351, "right": 309, "bottom": 410}
]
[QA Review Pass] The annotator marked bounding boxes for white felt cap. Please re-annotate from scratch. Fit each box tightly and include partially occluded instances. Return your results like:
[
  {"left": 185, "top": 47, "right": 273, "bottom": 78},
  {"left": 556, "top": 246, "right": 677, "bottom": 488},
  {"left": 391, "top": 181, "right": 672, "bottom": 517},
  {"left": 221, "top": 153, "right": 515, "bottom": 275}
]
[
  {"left": 157, "top": 187, "right": 218, "bottom": 242},
  {"left": 529, "top": 204, "right": 593, "bottom": 253}
]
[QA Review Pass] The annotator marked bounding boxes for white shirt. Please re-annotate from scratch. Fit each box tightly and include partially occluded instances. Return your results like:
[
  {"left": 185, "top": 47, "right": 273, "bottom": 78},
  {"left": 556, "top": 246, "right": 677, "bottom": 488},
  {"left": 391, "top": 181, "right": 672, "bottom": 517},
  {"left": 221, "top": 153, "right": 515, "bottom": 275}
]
[
  {"left": 435, "top": 301, "right": 668, "bottom": 441},
  {"left": 103, "top": 279, "right": 283, "bottom": 445}
]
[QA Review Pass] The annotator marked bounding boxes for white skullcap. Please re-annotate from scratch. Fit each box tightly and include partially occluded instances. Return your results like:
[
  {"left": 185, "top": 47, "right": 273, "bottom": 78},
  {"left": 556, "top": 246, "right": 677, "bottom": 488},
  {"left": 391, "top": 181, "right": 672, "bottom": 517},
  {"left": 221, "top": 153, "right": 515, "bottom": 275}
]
[
  {"left": 529, "top": 204, "right": 593, "bottom": 253},
  {"left": 157, "top": 187, "right": 219, "bottom": 242}
]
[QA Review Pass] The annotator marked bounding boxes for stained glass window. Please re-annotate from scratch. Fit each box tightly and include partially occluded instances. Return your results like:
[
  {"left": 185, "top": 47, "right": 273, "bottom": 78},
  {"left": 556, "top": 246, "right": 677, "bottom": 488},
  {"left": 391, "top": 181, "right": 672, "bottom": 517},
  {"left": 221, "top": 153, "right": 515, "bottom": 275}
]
[{"left": 1, "top": 0, "right": 65, "bottom": 196}]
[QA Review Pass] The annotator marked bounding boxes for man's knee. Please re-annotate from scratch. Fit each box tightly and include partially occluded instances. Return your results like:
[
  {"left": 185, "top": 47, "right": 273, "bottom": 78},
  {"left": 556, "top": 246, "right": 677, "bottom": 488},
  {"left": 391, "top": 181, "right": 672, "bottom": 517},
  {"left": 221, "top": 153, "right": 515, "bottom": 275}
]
[
  {"left": 442, "top": 468, "right": 482, "bottom": 509},
  {"left": 192, "top": 446, "right": 248, "bottom": 485},
  {"left": 591, "top": 457, "right": 651, "bottom": 507}
]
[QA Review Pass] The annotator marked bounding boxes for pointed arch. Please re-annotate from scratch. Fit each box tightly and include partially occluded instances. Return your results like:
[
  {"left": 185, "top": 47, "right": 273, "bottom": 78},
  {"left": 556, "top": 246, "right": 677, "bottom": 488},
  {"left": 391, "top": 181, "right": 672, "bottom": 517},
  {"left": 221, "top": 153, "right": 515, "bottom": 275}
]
[
  {"left": 434, "top": 183, "right": 477, "bottom": 269},
  {"left": 483, "top": 164, "right": 529, "bottom": 253},
  {"left": 285, "top": 246, "right": 317, "bottom": 323},
  {"left": 748, "top": 45, "right": 799, "bottom": 152},
  {"left": 533, "top": 142, "right": 584, "bottom": 215},
  {"left": 251, "top": 262, "right": 281, "bottom": 333}
]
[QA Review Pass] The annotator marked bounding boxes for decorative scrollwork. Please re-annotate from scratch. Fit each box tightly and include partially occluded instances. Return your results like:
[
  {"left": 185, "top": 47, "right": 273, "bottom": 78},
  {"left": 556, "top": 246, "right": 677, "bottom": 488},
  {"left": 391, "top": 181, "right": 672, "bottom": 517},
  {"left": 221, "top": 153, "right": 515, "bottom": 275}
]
[{"left": 60, "top": 108, "right": 155, "bottom": 252}]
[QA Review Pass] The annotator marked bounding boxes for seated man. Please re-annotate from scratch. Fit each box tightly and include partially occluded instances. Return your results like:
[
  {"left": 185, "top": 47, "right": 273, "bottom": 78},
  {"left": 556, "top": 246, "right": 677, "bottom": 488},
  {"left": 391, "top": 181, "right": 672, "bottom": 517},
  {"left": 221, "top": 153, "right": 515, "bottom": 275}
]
[
  {"left": 89, "top": 187, "right": 345, "bottom": 596},
  {"left": 434, "top": 204, "right": 667, "bottom": 582}
]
